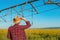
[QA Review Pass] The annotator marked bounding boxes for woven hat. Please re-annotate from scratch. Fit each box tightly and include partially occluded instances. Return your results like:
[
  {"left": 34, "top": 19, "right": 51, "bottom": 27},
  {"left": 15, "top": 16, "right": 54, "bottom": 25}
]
[{"left": 13, "top": 16, "right": 22, "bottom": 24}]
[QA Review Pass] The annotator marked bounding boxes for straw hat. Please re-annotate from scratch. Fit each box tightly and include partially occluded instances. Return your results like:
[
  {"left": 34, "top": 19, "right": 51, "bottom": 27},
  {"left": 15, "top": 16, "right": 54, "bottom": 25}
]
[{"left": 13, "top": 16, "right": 22, "bottom": 24}]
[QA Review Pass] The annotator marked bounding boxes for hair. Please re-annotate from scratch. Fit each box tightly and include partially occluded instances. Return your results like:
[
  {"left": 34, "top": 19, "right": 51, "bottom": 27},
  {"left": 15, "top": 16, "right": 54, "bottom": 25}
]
[{"left": 13, "top": 18, "right": 16, "bottom": 22}]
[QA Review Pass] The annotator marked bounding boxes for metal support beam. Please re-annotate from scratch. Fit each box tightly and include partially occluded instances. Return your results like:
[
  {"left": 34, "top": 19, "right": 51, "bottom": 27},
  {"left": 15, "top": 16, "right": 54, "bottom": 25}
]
[
  {"left": 45, "top": 0, "right": 60, "bottom": 6},
  {"left": 30, "top": 3, "right": 38, "bottom": 14},
  {"left": 46, "top": 2, "right": 60, "bottom": 4},
  {"left": 0, "top": 0, "right": 38, "bottom": 12},
  {"left": 45, "top": 0, "right": 60, "bottom": 4}
]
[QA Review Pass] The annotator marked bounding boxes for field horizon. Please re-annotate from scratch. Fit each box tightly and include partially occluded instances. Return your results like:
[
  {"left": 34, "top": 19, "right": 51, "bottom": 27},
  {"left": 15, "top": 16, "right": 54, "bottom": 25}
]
[{"left": 0, "top": 28, "right": 60, "bottom": 40}]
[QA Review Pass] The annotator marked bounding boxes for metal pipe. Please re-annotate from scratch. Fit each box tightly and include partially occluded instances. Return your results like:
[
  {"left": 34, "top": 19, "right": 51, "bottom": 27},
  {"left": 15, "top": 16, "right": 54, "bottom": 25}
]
[{"left": 0, "top": 0, "right": 38, "bottom": 12}]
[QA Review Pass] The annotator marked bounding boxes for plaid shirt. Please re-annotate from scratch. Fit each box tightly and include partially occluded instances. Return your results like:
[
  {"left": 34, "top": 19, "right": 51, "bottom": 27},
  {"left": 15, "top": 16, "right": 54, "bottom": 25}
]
[{"left": 7, "top": 21, "right": 31, "bottom": 40}]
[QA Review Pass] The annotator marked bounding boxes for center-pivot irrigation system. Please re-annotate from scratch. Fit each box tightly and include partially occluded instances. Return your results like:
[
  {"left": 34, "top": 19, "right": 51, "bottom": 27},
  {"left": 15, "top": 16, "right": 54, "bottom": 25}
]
[
  {"left": 0, "top": 0, "right": 60, "bottom": 24},
  {"left": 0, "top": 0, "right": 38, "bottom": 23}
]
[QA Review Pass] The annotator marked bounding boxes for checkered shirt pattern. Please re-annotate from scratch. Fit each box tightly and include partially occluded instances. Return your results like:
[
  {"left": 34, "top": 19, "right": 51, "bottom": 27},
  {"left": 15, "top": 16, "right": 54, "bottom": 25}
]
[{"left": 7, "top": 21, "right": 31, "bottom": 40}]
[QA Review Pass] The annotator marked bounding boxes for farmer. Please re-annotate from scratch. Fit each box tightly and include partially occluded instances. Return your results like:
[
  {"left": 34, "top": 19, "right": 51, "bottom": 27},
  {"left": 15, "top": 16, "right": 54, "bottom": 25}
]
[{"left": 7, "top": 16, "right": 31, "bottom": 40}]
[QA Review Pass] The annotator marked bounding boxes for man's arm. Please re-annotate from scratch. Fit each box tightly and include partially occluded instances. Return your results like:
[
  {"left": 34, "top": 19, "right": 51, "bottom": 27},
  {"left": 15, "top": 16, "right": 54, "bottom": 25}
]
[{"left": 20, "top": 18, "right": 31, "bottom": 29}]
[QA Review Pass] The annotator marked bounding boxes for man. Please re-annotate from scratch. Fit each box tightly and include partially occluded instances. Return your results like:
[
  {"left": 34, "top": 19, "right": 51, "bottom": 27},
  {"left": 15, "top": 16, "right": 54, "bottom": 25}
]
[{"left": 7, "top": 16, "right": 31, "bottom": 40}]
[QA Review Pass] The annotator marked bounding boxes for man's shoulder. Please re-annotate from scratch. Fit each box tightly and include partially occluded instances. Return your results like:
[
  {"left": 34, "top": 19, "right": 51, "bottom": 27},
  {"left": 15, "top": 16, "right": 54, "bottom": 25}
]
[{"left": 8, "top": 26, "right": 13, "bottom": 30}]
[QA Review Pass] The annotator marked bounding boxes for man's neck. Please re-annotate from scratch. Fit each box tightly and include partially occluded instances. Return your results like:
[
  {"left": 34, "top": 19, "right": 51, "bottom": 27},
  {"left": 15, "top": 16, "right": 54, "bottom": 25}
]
[{"left": 15, "top": 23, "right": 19, "bottom": 25}]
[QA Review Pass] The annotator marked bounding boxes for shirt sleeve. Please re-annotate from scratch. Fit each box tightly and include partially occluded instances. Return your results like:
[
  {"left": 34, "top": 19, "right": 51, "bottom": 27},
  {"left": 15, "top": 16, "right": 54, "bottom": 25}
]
[
  {"left": 20, "top": 21, "right": 31, "bottom": 29},
  {"left": 7, "top": 28, "right": 11, "bottom": 39}
]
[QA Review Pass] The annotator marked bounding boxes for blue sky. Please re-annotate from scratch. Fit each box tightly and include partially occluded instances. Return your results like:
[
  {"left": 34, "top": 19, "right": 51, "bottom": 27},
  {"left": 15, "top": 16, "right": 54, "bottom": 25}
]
[{"left": 0, "top": 0, "right": 60, "bottom": 29}]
